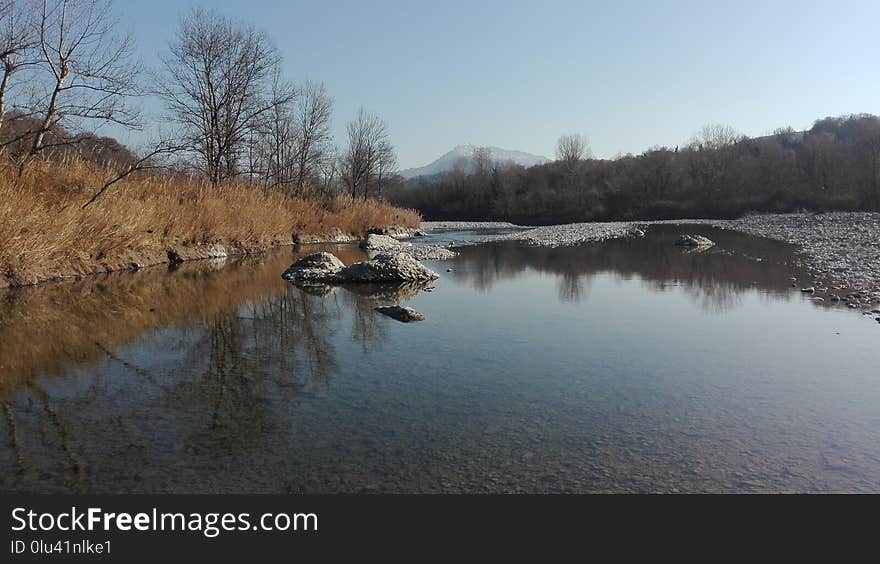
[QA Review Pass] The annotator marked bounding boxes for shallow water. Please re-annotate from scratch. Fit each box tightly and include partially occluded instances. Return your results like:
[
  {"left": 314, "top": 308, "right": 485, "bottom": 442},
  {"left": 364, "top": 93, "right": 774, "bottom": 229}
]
[{"left": 1, "top": 226, "right": 878, "bottom": 493}]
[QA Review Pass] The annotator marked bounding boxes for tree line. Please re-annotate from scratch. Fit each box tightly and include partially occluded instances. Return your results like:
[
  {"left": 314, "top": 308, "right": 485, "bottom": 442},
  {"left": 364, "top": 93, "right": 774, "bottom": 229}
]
[
  {"left": 0, "top": 1, "right": 397, "bottom": 203},
  {"left": 387, "top": 115, "right": 880, "bottom": 223}
]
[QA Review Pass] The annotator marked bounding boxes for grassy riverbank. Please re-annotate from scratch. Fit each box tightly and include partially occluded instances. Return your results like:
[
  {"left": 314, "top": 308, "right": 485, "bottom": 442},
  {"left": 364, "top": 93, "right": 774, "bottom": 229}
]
[{"left": 0, "top": 159, "right": 420, "bottom": 287}]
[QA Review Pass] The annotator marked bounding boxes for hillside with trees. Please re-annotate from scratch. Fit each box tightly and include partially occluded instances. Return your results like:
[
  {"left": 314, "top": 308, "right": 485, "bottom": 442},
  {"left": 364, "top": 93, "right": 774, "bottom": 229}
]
[{"left": 388, "top": 115, "right": 880, "bottom": 224}]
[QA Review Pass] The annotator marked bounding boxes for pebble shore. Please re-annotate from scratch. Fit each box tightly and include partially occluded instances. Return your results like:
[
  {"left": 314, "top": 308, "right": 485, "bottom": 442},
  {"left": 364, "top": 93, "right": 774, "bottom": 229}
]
[{"left": 423, "top": 212, "right": 880, "bottom": 303}]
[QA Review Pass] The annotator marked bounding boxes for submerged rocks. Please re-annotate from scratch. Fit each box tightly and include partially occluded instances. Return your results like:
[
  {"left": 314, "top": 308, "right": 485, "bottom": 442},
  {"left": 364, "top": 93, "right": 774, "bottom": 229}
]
[
  {"left": 282, "top": 251, "right": 438, "bottom": 285},
  {"left": 375, "top": 305, "right": 426, "bottom": 323},
  {"left": 675, "top": 234, "right": 715, "bottom": 248}
]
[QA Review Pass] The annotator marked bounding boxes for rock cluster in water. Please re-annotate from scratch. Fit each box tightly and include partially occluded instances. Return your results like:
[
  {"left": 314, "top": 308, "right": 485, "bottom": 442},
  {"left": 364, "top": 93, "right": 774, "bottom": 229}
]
[
  {"left": 360, "top": 233, "right": 457, "bottom": 261},
  {"left": 282, "top": 251, "right": 439, "bottom": 285}
]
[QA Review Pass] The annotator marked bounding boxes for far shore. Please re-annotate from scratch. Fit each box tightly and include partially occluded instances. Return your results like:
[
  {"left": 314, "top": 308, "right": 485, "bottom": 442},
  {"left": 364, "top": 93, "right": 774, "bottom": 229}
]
[{"left": 424, "top": 213, "right": 880, "bottom": 307}]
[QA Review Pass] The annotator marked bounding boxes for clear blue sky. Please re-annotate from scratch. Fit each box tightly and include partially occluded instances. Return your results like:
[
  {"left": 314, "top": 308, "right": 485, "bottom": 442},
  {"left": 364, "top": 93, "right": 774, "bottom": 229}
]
[{"left": 118, "top": 0, "right": 880, "bottom": 168}]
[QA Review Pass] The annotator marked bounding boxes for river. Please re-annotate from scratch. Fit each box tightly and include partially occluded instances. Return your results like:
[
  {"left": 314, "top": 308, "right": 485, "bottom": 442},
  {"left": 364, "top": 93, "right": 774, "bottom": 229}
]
[{"left": 1, "top": 225, "right": 878, "bottom": 493}]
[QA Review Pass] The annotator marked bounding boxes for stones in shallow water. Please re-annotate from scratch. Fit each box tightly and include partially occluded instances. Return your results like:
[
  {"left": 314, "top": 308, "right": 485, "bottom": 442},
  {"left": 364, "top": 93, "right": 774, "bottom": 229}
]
[
  {"left": 801, "top": 287, "right": 815, "bottom": 293},
  {"left": 282, "top": 251, "right": 439, "bottom": 285},
  {"left": 361, "top": 233, "right": 457, "bottom": 261},
  {"left": 675, "top": 234, "right": 715, "bottom": 248},
  {"left": 375, "top": 305, "right": 426, "bottom": 322}
]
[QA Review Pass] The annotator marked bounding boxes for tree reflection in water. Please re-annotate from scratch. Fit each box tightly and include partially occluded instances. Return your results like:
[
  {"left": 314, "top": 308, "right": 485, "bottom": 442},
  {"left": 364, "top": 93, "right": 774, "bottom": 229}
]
[
  {"left": 0, "top": 244, "right": 403, "bottom": 492},
  {"left": 0, "top": 228, "right": 854, "bottom": 494}
]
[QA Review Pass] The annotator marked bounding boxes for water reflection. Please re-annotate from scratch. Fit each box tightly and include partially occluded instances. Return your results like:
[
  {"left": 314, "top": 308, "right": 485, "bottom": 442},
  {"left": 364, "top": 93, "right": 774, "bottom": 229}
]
[
  {"left": 449, "top": 225, "right": 803, "bottom": 313},
  {"left": 0, "top": 229, "right": 877, "bottom": 493}
]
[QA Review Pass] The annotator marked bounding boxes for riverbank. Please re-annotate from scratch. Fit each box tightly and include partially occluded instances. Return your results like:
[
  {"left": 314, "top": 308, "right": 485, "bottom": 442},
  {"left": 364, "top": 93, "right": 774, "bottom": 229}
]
[
  {"left": 0, "top": 159, "right": 420, "bottom": 288},
  {"left": 423, "top": 213, "right": 880, "bottom": 305}
]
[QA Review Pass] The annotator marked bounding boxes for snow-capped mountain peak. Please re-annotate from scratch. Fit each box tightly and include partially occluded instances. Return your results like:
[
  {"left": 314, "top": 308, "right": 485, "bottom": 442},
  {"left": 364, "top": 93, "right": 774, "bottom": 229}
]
[{"left": 399, "top": 145, "right": 549, "bottom": 179}]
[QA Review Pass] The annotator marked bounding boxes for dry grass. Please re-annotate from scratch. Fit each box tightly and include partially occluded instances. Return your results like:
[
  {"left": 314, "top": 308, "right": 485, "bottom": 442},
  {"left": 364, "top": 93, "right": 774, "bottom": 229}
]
[{"left": 0, "top": 158, "right": 420, "bottom": 286}]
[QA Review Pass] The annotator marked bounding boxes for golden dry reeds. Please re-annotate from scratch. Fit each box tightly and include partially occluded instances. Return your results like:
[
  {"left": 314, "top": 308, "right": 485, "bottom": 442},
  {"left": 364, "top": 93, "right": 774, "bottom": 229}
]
[{"left": 0, "top": 157, "right": 420, "bottom": 286}]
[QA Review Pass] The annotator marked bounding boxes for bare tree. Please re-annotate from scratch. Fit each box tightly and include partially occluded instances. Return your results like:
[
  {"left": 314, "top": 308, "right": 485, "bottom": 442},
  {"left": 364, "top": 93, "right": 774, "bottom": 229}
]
[
  {"left": 158, "top": 8, "right": 293, "bottom": 186},
  {"left": 316, "top": 144, "right": 338, "bottom": 194},
  {"left": 292, "top": 80, "right": 333, "bottom": 194},
  {"left": 0, "top": 0, "right": 38, "bottom": 132},
  {"left": 253, "top": 67, "right": 295, "bottom": 188},
  {"left": 555, "top": 133, "right": 590, "bottom": 164},
  {"left": 374, "top": 138, "right": 396, "bottom": 197},
  {"left": 27, "top": 0, "right": 141, "bottom": 162},
  {"left": 341, "top": 108, "right": 392, "bottom": 200},
  {"left": 689, "top": 124, "right": 742, "bottom": 151}
]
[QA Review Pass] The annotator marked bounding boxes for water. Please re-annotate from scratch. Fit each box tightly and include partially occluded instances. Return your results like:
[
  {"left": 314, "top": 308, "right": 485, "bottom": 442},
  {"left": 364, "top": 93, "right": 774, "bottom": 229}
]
[{"left": 1, "top": 226, "right": 878, "bottom": 493}]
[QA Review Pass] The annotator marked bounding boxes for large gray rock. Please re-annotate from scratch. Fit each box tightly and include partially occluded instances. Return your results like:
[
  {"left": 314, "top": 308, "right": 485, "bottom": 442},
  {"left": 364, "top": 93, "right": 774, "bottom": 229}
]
[
  {"left": 338, "top": 253, "right": 439, "bottom": 283},
  {"left": 675, "top": 234, "right": 715, "bottom": 248},
  {"left": 282, "top": 252, "right": 345, "bottom": 283}
]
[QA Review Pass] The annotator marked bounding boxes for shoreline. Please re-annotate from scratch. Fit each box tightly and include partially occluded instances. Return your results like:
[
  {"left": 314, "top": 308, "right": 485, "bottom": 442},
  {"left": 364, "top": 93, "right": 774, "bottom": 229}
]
[
  {"left": 7, "top": 213, "right": 879, "bottom": 304},
  {"left": 0, "top": 225, "right": 435, "bottom": 291},
  {"left": 424, "top": 212, "right": 880, "bottom": 306}
]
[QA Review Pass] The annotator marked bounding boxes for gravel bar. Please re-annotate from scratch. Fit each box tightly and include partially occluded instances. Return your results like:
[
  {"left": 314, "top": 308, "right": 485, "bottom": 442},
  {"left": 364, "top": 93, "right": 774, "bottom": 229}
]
[{"left": 422, "top": 213, "right": 880, "bottom": 301}]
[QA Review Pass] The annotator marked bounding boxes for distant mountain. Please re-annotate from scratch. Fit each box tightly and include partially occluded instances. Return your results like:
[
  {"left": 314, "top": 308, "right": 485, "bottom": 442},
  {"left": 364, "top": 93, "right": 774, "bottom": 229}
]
[{"left": 399, "top": 144, "right": 550, "bottom": 179}]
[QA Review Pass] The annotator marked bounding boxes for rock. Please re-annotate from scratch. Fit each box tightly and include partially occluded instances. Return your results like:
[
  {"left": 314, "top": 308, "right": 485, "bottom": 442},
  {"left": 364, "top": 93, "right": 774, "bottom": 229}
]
[
  {"left": 282, "top": 252, "right": 345, "bottom": 283},
  {"left": 325, "top": 227, "right": 355, "bottom": 243},
  {"left": 338, "top": 253, "right": 439, "bottom": 283},
  {"left": 167, "top": 249, "right": 184, "bottom": 265},
  {"left": 446, "top": 268, "right": 453, "bottom": 272},
  {"left": 293, "top": 228, "right": 354, "bottom": 244},
  {"left": 674, "top": 234, "right": 715, "bottom": 248},
  {"left": 801, "top": 287, "right": 815, "bottom": 293},
  {"left": 413, "top": 229, "right": 428, "bottom": 237},
  {"left": 292, "top": 233, "right": 322, "bottom": 244},
  {"left": 205, "top": 243, "right": 228, "bottom": 258},
  {"left": 360, "top": 233, "right": 457, "bottom": 261},
  {"left": 360, "top": 233, "right": 412, "bottom": 253},
  {"left": 631, "top": 228, "right": 646, "bottom": 237},
  {"left": 375, "top": 305, "right": 426, "bottom": 323},
  {"left": 366, "top": 225, "right": 412, "bottom": 239}
]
